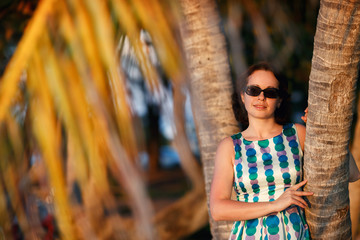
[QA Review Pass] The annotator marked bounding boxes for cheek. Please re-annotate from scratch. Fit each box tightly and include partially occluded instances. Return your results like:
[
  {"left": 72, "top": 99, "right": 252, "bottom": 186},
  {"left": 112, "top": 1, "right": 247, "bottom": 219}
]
[
  {"left": 268, "top": 99, "right": 279, "bottom": 109},
  {"left": 241, "top": 94, "right": 250, "bottom": 108},
  {"left": 242, "top": 96, "right": 252, "bottom": 111}
]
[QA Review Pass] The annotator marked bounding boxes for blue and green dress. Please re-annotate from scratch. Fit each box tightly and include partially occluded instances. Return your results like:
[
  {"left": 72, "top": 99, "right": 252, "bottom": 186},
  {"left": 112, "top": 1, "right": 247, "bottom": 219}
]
[{"left": 229, "top": 123, "right": 310, "bottom": 240}]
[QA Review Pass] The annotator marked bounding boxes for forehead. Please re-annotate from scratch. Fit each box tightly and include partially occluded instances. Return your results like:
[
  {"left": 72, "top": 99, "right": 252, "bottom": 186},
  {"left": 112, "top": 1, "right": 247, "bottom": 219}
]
[{"left": 247, "top": 70, "right": 279, "bottom": 88}]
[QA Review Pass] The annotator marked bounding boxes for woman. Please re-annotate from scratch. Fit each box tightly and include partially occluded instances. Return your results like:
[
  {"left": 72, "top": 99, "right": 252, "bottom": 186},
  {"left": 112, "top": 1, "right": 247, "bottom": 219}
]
[{"left": 209, "top": 62, "right": 360, "bottom": 240}]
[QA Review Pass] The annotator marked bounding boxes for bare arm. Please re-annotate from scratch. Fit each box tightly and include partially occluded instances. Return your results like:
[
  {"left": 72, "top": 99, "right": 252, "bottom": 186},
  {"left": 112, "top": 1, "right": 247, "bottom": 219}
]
[
  {"left": 295, "top": 123, "right": 306, "bottom": 152},
  {"left": 209, "top": 137, "right": 313, "bottom": 221}
]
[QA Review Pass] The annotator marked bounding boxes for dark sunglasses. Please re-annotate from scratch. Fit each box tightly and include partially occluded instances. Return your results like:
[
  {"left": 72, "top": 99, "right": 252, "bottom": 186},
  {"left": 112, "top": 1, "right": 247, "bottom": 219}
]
[{"left": 245, "top": 85, "right": 280, "bottom": 99}]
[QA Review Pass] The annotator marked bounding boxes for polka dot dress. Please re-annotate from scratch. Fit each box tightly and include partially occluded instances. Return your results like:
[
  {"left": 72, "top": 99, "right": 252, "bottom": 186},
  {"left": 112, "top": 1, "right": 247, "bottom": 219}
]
[{"left": 229, "top": 124, "right": 310, "bottom": 240}]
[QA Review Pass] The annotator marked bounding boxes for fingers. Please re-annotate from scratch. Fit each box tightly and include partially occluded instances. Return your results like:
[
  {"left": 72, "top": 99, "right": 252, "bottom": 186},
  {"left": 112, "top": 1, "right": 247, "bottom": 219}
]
[
  {"left": 301, "top": 116, "right": 307, "bottom": 123},
  {"left": 274, "top": 180, "right": 314, "bottom": 211},
  {"left": 285, "top": 191, "right": 312, "bottom": 209},
  {"left": 301, "top": 107, "right": 308, "bottom": 123},
  {"left": 291, "top": 180, "right": 308, "bottom": 190},
  {"left": 274, "top": 191, "right": 311, "bottom": 211},
  {"left": 292, "top": 197, "right": 308, "bottom": 209},
  {"left": 286, "top": 181, "right": 313, "bottom": 209},
  {"left": 293, "top": 190, "right": 313, "bottom": 197}
]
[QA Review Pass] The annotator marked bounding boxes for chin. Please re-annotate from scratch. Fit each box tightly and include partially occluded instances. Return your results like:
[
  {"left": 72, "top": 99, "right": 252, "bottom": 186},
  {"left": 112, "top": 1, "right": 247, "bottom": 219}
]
[{"left": 249, "top": 112, "right": 275, "bottom": 119}]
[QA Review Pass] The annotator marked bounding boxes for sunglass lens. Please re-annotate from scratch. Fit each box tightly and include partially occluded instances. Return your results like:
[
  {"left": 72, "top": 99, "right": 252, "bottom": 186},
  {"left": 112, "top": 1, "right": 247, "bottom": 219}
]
[
  {"left": 246, "top": 86, "right": 262, "bottom": 96},
  {"left": 263, "top": 88, "right": 279, "bottom": 98}
]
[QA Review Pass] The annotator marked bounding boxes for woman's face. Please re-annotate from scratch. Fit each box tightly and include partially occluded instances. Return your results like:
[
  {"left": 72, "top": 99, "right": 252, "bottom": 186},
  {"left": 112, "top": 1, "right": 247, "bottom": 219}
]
[{"left": 241, "top": 70, "right": 281, "bottom": 121}]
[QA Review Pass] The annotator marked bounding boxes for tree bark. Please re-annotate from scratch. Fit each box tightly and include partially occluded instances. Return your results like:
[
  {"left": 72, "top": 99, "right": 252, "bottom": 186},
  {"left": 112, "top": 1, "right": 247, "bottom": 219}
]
[
  {"left": 304, "top": 0, "right": 360, "bottom": 239},
  {"left": 179, "top": 0, "right": 240, "bottom": 239}
]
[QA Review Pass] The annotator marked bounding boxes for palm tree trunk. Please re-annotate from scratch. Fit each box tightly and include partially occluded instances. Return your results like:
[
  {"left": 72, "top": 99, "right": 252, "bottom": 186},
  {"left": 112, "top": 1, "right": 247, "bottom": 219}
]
[
  {"left": 304, "top": 0, "right": 360, "bottom": 239},
  {"left": 179, "top": 0, "right": 240, "bottom": 239}
]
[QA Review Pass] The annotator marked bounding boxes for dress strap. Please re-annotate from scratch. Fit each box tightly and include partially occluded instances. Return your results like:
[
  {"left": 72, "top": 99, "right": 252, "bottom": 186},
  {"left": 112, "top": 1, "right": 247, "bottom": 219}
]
[{"left": 231, "top": 132, "right": 242, "bottom": 146}]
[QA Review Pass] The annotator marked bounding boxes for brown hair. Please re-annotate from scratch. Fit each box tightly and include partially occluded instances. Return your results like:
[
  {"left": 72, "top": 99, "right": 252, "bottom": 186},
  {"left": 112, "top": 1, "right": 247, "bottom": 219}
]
[{"left": 232, "top": 62, "right": 290, "bottom": 129}]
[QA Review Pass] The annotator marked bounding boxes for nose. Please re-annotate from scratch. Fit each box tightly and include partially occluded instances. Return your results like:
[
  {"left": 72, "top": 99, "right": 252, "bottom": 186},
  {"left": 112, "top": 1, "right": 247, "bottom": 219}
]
[{"left": 258, "top": 91, "right": 265, "bottom": 100}]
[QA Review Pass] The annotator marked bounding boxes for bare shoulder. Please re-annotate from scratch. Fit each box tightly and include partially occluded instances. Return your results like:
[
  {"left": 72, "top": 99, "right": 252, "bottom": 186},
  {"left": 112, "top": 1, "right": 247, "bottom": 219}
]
[
  {"left": 216, "top": 136, "right": 235, "bottom": 155},
  {"left": 215, "top": 136, "right": 235, "bottom": 165},
  {"left": 218, "top": 136, "right": 234, "bottom": 148},
  {"left": 294, "top": 123, "right": 306, "bottom": 151}
]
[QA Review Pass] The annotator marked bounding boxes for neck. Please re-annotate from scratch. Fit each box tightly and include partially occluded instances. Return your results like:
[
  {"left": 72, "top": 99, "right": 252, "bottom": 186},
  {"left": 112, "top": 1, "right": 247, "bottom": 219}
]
[{"left": 242, "top": 117, "right": 282, "bottom": 140}]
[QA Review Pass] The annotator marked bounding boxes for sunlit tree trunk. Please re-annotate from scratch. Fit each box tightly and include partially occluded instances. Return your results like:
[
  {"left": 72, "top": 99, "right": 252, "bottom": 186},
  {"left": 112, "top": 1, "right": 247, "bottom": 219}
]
[
  {"left": 304, "top": 0, "right": 360, "bottom": 239},
  {"left": 179, "top": 0, "right": 240, "bottom": 239}
]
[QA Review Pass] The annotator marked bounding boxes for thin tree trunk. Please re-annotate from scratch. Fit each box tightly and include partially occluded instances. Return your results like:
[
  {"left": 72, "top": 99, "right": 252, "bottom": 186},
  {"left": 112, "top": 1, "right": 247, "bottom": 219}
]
[
  {"left": 304, "top": 0, "right": 360, "bottom": 239},
  {"left": 225, "top": 2, "right": 247, "bottom": 79},
  {"left": 152, "top": 82, "right": 209, "bottom": 239},
  {"left": 179, "top": 0, "right": 240, "bottom": 239}
]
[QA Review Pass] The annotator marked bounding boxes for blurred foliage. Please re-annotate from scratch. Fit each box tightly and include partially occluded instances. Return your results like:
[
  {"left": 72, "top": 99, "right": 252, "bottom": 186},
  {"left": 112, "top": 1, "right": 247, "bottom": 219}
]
[{"left": 0, "top": 0, "right": 185, "bottom": 239}]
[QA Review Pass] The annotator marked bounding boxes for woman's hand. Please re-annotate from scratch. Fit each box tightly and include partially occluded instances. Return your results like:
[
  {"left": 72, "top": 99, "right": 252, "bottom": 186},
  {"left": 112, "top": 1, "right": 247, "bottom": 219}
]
[
  {"left": 301, "top": 107, "right": 308, "bottom": 123},
  {"left": 272, "top": 180, "right": 313, "bottom": 212}
]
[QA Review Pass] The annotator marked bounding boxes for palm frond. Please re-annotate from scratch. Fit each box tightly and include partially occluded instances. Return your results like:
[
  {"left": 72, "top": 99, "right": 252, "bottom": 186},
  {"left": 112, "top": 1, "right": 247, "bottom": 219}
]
[{"left": 0, "top": 0, "right": 186, "bottom": 239}]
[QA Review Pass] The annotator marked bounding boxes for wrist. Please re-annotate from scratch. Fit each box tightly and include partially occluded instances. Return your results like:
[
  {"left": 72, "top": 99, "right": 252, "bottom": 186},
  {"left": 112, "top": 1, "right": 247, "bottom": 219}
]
[{"left": 269, "top": 200, "right": 279, "bottom": 213}]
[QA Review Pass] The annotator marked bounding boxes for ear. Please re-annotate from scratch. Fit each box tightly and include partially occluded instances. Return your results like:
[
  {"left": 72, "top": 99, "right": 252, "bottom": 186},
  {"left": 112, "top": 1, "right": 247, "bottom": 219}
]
[
  {"left": 277, "top": 98, "right": 282, "bottom": 108},
  {"left": 240, "top": 92, "right": 245, "bottom": 103}
]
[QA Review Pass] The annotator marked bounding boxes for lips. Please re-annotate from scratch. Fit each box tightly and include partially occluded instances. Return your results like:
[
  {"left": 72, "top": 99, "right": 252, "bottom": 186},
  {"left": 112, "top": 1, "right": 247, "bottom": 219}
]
[{"left": 253, "top": 104, "right": 266, "bottom": 110}]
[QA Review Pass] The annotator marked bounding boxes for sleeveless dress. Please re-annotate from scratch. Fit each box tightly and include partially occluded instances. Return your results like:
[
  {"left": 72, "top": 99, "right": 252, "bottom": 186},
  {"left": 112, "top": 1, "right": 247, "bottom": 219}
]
[{"left": 229, "top": 123, "right": 310, "bottom": 240}]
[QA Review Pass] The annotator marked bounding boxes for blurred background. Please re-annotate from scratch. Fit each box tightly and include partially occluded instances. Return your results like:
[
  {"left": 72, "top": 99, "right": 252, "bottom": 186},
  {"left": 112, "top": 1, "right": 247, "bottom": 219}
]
[{"left": 0, "top": 0, "right": 359, "bottom": 239}]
